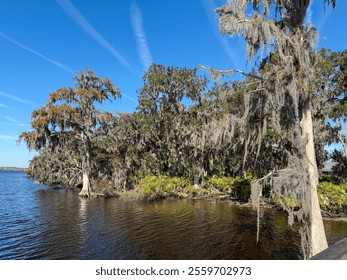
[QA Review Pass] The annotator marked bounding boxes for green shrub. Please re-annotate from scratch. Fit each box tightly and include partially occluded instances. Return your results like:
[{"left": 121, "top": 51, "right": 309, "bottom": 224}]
[
  {"left": 204, "top": 177, "right": 236, "bottom": 191},
  {"left": 138, "top": 175, "right": 194, "bottom": 197},
  {"left": 271, "top": 193, "right": 301, "bottom": 209},
  {"left": 318, "top": 181, "right": 347, "bottom": 212},
  {"left": 204, "top": 176, "right": 251, "bottom": 201}
]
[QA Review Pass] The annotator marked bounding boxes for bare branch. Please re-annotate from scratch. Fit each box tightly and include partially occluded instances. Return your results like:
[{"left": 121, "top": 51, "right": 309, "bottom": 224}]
[
  {"left": 248, "top": 88, "right": 265, "bottom": 94},
  {"left": 251, "top": 171, "right": 273, "bottom": 185},
  {"left": 198, "top": 64, "right": 264, "bottom": 81}
]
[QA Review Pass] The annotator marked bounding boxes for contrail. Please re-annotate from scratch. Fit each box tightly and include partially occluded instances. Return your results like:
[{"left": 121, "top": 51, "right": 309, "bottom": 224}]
[
  {"left": 0, "top": 90, "right": 37, "bottom": 107},
  {"left": 307, "top": 0, "right": 314, "bottom": 24},
  {"left": 0, "top": 134, "right": 17, "bottom": 141},
  {"left": 131, "top": 2, "right": 153, "bottom": 71},
  {"left": 315, "top": 2, "right": 333, "bottom": 36},
  {"left": 0, "top": 31, "right": 75, "bottom": 75},
  {"left": 201, "top": 0, "right": 233, "bottom": 57},
  {"left": 0, "top": 103, "right": 10, "bottom": 109},
  {"left": 0, "top": 32, "right": 137, "bottom": 104},
  {"left": 5, "top": 116, "right": 28, "bottom": 127},
  {"left": 201, "top": 0, "right": 242, "bottom": 68},
  {"left": 121, "top": 93, "right": 137, "bottom": 103},
  {"left": 56, "top": 0, "right": 132, "bottom": 71}
]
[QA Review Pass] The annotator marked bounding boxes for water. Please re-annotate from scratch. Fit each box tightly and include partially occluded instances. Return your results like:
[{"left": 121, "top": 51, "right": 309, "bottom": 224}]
[{"left": 0, "top": 171, "right": 346, "bottom": 260}]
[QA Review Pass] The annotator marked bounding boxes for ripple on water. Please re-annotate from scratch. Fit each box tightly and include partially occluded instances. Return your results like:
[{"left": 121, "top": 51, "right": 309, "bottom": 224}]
[{"left": 1, "top": 171, "right": 347, "bottom": 259}]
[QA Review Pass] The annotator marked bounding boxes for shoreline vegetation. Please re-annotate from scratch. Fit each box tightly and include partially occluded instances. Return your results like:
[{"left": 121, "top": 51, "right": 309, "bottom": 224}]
[
  {"left": 23, "top": 167, "right": 347, "bottom": 220},
  {"left": 3, "top": 167, "right": 346, "bottom": 221}
]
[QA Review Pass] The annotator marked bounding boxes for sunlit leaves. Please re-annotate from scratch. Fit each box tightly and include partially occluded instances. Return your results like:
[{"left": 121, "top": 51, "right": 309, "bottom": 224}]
[
  {"left": 137, "top": 64, "right": 207, "bottom": 114},
  {"left": 19, "top": 69, "right": 120, "bottom": 152}
]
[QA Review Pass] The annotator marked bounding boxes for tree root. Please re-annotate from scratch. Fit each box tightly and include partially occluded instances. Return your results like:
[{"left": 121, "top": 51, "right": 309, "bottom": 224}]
[{"left": 79, "top": 189, "right": 93, "bottom": 198}]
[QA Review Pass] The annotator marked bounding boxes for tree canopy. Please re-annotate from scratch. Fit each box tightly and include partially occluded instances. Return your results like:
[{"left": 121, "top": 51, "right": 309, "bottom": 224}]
[{"left": 19, "top": 69, "right": 120, "bottom": 197}]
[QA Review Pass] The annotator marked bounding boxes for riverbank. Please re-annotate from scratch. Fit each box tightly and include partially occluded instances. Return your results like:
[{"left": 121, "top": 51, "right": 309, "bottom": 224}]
[
  {"left": 25, "top": 171, "right": 347, "bottom": 220},
  {"left": 118, "top": 183, "right": 347, "bottom": 221},
  {"left": 116, "top": 174, "right": 347, "bottom": 220},
  {"left": 0, "top": 167, "right": 26, "bottom": 172}
]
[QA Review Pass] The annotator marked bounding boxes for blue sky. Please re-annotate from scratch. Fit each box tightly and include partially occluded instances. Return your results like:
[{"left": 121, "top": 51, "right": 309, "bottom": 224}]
[{"left": 0, "top": 0, "right": 346, "bottom": 168}]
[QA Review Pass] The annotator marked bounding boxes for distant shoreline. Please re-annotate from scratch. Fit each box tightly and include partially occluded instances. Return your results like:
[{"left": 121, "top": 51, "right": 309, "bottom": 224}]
[{"left": 0, "top": 167, "right": 26, "bottom": 172}]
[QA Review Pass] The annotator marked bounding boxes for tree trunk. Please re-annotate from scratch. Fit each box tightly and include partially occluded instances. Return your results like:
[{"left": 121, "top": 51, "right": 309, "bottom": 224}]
[
  {"left": 300, "top": 106, "right": 328, "bottom": 258},
  {"left": 79, "top": 150, "right": 92, "bottom": 197},
  {"left": 79, "top": 171, "right": 91, "bottom": 197}
]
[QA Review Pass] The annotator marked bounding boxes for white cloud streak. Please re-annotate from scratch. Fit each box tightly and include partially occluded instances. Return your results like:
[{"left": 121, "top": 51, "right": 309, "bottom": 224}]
[
  {"left": 0, "top": 33, "right": 137, "bottom": 105},
  {"left": 56, "top": 0, "right": 132, "bottom": 71},
  {"left": 0, "top": 134, "right": 17, "bottom": 142},
  {"left": 131, "top": 2, "right": 153, "bottom": 71},
  {"left": 306, "top": 0, "right": 314, "bottom": 24},
  {"left": 316, "top": 7, "right": 333, "bottom": 35},
  {"left": 0, "top": 31, "right": 75, "bottom": 75},
  {"left": 201, "top": 0, "right": 243, "bottom": 68},
  {"left": 0, "top": 103, "right": 10, "bottom": 109},
  {"left": 201, "top": 1, "right": 232, "bottom": 56},
  {"left": 5, "top": 116, "right": 28, "bottom": 127},
  {"left": 0, "top": 90, "right": 37, "bottom": 107},
  {"left": 122, "top": 94, "right": 137, "bottom": 103}
]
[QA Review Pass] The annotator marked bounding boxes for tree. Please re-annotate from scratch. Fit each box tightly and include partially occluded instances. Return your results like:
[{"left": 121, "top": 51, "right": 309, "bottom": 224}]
[
  {"left": 206, "top": 0, "right": 336, "bottom": 258},
  {"left": 316, "top": 49, "right": 347, "bottom": 180},
  {"left": 311, "top": 49, "right": 347, "bottom": 175},
  {"left": 324, "top": 50, "right": 347, "bottom": 154},
  {"left": 137, "top": 64, "right": 207, "bottom": 178},
  {"left": 19, "top": 69, "right": 120, "bottom": 197}
]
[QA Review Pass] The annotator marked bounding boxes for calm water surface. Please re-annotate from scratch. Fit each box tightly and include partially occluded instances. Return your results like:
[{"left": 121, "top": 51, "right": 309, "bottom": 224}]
[{"left": 0, "top": 171, "right": 346, "bottom": 260}]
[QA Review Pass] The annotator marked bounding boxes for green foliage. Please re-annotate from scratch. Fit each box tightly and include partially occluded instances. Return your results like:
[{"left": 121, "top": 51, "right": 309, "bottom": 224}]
[
  {"left": 137, "top": 175, "right": 194, "bottom": 198},
  {"left": 314, "top": 49, "right": 347, "bottom": 168},
  {"left": 318, "top": 181, "right": 347, "bottom": 212},
  {"left": 330, "top": 150, "right": 347, "bottom": 182},
  {"left": 271, "top": 194, "right": 301, "bottom": 209},
  {"left": 140, "top": 152, "right": 160, "bottom": 175},
  {"left": 280, "top": 195, "right": 300, "bottom": 208},
  {"left": 135, "top": 175, "right": 253, "bottom": 202},
  {"left": 137, "top": 64, "right": 207, "bottom": 114},
  {"left": 204, "top": 176, "right": 251, "bottom": 201},
  {"left": 265, "top": 130, "right": 279, "bottom": 139},
  {"left": 204, "top": 176, "right": 236, "bottom": 191}
]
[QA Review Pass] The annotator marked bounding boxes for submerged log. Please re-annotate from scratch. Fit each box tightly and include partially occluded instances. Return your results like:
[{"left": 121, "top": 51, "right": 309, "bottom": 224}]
[{"left": 310, "top": 237, "right": 347, "bottom": 260}]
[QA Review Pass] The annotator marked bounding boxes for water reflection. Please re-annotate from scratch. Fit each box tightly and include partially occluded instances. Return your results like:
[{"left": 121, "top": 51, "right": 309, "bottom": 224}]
[
  {"left": 85, "top": 199, "right": 302, "bottom": 259},
  {"left": 1, "top": 171, "right": 347, "bottom": 260},
  {"left": 78, "top": 197, "right": 88, "bottom": 245},
  {"left": 35, "top": 189, "right": 83, "bottom": 259}
]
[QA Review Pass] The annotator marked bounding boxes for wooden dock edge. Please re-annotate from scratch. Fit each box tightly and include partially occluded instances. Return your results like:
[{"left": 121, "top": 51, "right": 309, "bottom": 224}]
[{"left": 310, "top": 237, "right": 347, "bottom": 260}]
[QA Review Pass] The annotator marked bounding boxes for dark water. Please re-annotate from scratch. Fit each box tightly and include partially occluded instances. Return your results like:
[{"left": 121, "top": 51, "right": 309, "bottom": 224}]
[{"left": 0, "top": 171, "right": 346, "bottom": 260}]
